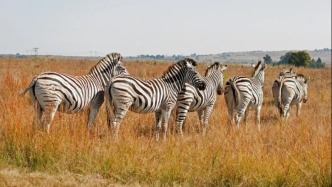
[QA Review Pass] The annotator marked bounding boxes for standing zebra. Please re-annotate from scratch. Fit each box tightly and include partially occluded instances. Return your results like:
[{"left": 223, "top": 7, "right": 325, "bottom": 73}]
[
  {"left": 19, "top": 53, "right": 123, "bottom": 133},
  {"left": 105, "top": 58, "right": 206, "bottom": 140},
  {"left": 175, "top": 62, "right": 227, "bottom": 136},
  {"left": 224, "top": 61, "right": 266, "bottom": 130},
  {"left": 272, "top": 72, "right": 310, "bottom": 120},
  {"left": 272, "top": 68, "right": 297, "bottom": 114}
]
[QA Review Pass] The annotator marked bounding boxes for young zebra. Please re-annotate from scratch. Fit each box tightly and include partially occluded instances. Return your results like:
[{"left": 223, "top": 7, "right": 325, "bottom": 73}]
[
  {"left": 105, "top": 58, "right": 206, "bottom": 140},
  {"left": 224, "top": 61, "right": 266, "bottom": 130},
  {"left": 175, "top": 62, "right": 227, "bottom": 136},
  {"left": 273, "top": 72, "right": 310, "bottom": 120},
  {"left": 19, "top": 53, "right": 123, "bottom": 133}
]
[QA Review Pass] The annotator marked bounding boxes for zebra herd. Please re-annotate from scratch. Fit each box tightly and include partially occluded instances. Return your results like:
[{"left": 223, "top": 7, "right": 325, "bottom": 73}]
[{"left": 20, "top": 52, "right": 310, "bottom": 140}]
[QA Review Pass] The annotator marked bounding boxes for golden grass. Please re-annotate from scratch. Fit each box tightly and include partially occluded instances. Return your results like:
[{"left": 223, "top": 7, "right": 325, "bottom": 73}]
[{"left": 0, "top": 57, "right": 330, "bottom": 186}]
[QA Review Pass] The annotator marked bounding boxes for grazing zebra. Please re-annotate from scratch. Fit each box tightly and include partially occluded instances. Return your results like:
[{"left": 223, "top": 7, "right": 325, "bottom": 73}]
[
  {"left": 224, "top": 61, "right": 266, "bottom": 130},
  {"left": 105, "top": 58, "right": 206, "bottom": 140},
  {"left": 175, "top": 62, "right": 227, "bottom": 136},
  {"left": 19, "top": 53, "right": 123, "bottom": 133},
  {"left": 272, "top": 72, "right": 310, "bottom": 120}
]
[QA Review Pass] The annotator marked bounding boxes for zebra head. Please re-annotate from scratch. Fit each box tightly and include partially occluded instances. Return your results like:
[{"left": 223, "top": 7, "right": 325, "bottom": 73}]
[
  {"left": 111, "top": 63, "right": 129, "bottom": 77},
  {"left": 251, "top": 61, "right": 267, "bottom": 85},
  {"left": 279, "top": 68, "right": 297, "bottom": 77},
  {"left": 89, "top": 52, "right": 123, "bottom": 86},
  {"left": 296, "top": 74, "right": 310, "bottom": 103},
  {"left": 205, "top": 62, "right": 228, "bottom": 95},
  {"left": 181, "top": 58, "right": 206, "bottom": 90}
]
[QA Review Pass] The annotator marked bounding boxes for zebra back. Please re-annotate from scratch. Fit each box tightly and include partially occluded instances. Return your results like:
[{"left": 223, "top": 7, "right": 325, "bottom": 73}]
[
  {"left": 161, "top": 58, "right": 206, "bottom": 92},
  {"left": 278, "top": 74, "right": 310, "bottom": 107},
  {"left": 225, "top": 61, "right": 266, "bottom": 109}
]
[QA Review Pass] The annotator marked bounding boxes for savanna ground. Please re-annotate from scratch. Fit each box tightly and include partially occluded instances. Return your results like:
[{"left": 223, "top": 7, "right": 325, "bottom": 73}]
[{"left": 0, "top": 57, "right": 330, "bottom": 186}]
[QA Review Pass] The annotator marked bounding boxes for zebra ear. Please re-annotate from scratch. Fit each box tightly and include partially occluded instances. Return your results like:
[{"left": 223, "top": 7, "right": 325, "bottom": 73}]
[
  {"left": 184, "top": 60, "right": 194, "bottom": 68},
  {"left": 117, "top": 53, "right": 123, "bottom": 62},
  {"left": 305, "top": 76, "right": 310, "bottom": 83},
  {"left": 221, "top": 64, "right": 228, "bottom": 71}
]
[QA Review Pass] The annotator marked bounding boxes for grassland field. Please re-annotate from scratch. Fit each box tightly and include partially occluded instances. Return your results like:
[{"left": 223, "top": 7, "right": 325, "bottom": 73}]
[{"left": 0, "top": 57, "right": 330, "bottom": 186}]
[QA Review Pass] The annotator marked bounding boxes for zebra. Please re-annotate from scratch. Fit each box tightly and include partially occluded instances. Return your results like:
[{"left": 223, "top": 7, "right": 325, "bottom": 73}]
[
  {"left": 105, "top": 58, "right": 206, "bottom": 140},
  {"left": 224, "top": 61, "right": 266, "bottom": 130},
  {"left": 19, "top": 53, "right": 123, "bottom": 134},
  {"left": 272, "top": 72, "right": 310, "bottom": 120},
  {"left": 175, "top": 62, "right": 227, "bottom": 136},
  {"left": 272, "top": 68, "right": 297, "bottom": 113}
]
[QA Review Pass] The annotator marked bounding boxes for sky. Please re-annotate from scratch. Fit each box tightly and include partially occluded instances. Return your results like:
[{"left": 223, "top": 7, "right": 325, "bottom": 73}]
[{"left": 0, "top": 0, "right": 331, "bottom": 57}]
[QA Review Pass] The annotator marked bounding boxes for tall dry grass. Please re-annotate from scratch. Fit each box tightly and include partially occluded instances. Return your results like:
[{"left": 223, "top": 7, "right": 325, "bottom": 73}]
[{"left": 0, "top": 57, "right": 330, "bottom": 186}]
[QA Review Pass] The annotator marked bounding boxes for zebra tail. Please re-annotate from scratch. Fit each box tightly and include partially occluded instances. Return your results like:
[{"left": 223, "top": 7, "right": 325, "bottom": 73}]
[
  {"left": 19, "top": 77, "right": 37, "bottom": 97},
  {"left": 277, "top": 79, "right": 284, "bottom": 115},
  {"left": 105, "top": 85, "right": 113, "bottom": 129},
  {"left": 229, "top": 79, "right": 240, "bottom": 107}
]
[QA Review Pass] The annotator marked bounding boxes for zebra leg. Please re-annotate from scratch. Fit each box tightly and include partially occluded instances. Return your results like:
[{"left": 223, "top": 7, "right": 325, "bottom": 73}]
[
  {"left": 154, "top": 111, "right": 162, "bottom": 141},
  {"left": 161, "top": 106, "right": 174, "bottom": 141},
  {"left": 296, "top": 102, "right": 302, "bottom": 117},
  {"left": 197, "top": 110, "right": 205, "bottom": 134},
  {"left": 256, "top": 106, "right": 262, "bottom": 131},
  {"left": 176, "top": 105, "right": 191, "bottom": 137},
  {"left": 87, "top": 93, "right": 104, "bottom": 133},
  {"left": 201, "top": 106, "right": 213, "bottom": 136},
  {"left": 235, "top": 98, "right": 250, "bottom": 129},
  {"left": 283, "top": 103, "right": 290, "bottom": 121},
  {"left": 33, "top": 102, "right": 43, "bottom": 128},
  {"left": 112, "top": 102, "right": 131, "bottom": 139},
  {"left": 244, "top": 108, "right": 249, "bottom": 127},
  {"left": 41, "top": 103, "right": 59, "bottom": 134}
]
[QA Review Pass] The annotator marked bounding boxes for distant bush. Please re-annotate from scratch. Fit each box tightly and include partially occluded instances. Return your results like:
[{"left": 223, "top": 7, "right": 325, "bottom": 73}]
[
  {"left": 309, "top": 57, "right": 325, "bottom": 68},
  {"left": 272, "top": 51, "right": 325, "bottom": 68}
]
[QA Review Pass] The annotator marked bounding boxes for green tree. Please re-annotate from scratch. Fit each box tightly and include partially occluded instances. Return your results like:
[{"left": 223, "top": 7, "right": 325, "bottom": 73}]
[
  {"left": 316, "top": 57, "right": 325, "bottom": 68},
  {"left": 310, "top": 58, "right": 317, "bottom": 68},
  {"left": 289, "top": 51, "right": 311, "bottom": 67},
  {"left": 279, "top": 52, "right": 292, "bottom": 64},
  {"left": 263, "top": 54, "right": 273, "bottom": 64}
]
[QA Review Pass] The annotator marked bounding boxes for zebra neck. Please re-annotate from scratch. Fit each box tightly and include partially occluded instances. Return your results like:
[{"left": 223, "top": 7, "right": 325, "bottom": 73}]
[
  {"left": 205, "top": 73, "right": 221, "bottom": 87},
  {"left": 161, "top": 68, "right": 186, "bottom": 93},
  {"left": 88, "top": 72, "right": 110, "bottom": 87},
  {"left": 252, "top": 72, "right": 264, "bottom": 85}
]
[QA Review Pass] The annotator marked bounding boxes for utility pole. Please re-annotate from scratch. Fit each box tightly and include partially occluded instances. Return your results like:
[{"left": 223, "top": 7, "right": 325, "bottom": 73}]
[{"left": 33, "top": 48, "right": 39, "bottom": 56}]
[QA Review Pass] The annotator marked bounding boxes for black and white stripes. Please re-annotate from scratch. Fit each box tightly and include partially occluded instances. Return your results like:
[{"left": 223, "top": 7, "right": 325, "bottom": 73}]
[
  {"left": 272, "top": 70, "right": 310, "bottom": 120},
  {"left": 20, "top": 52, "right": 311, "bottom": 137},
  {"left": 224, "top": 61, "right": 266, "bottom": 130},
  {"left": 175, "top": 62, "right": 227, "bottom": 136},
  {"left": 105, "top": 58, "right": 206, "bottom": 140},
  {"left": 20, "top": 53, "right": 123, "bottom": 133}
]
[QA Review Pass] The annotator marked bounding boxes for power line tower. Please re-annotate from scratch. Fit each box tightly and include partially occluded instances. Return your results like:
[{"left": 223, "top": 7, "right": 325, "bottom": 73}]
[{"left": 33, "top": 48, "right": 39, "bottom": 56}]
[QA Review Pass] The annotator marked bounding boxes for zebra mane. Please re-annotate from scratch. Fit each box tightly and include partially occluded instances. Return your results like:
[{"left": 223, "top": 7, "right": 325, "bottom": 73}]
[
  {"left": 251, "top": 61, "right": 265, "bottom": 77},
  {"left": 162, "top": 58, "right": 197, "bottom": 78},
  {"left": 89, "top": 53, "right": 122, "bottom": 74},
  {"left": 205, "top": 62, "right": 220, "bottom": 77}
]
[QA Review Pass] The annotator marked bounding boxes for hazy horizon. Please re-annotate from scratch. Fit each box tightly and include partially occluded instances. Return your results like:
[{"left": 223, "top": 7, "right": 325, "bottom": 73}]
[{"left": 1, "top": 0, "right": 331, "bottom": 57}]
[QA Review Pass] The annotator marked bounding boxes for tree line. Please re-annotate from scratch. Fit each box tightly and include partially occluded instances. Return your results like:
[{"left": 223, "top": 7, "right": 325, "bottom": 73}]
[{"left": 263, "top": 51, "right": 325, "bottom": 68}]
